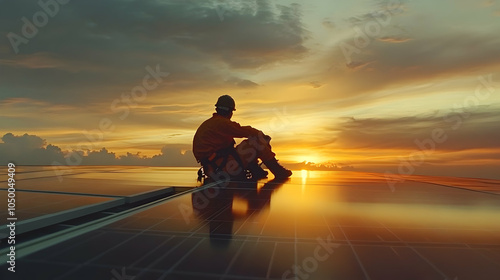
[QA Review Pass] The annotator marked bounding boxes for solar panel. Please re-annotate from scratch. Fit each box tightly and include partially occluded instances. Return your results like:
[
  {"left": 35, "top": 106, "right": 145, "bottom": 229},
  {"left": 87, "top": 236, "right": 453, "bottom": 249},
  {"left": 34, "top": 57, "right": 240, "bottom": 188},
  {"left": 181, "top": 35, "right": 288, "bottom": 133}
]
[
  {"left": 2, "top": 166, "right": 199, "bottom": 197},
  {"left": 68, "top": 166, "right": 200, "bottom": 187},
  {"left": 11, "top": 166, "right": 126, "bottom": 180},
  {"left": 1, "top": 170, "right": 499, "bottom": 279},
  {"left": 0, "top": 166, "right": 195, "bottom": 239},
  {"left": 0, "top": 191, "right": 117, "bottom": 223}
]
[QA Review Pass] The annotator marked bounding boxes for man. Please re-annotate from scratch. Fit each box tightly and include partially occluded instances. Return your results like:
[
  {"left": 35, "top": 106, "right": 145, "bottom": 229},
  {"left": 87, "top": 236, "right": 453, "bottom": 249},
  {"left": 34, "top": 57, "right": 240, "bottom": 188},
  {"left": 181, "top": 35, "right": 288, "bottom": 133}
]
[{"left": 193, "top": 95, "right": 292, "bottom": 181}]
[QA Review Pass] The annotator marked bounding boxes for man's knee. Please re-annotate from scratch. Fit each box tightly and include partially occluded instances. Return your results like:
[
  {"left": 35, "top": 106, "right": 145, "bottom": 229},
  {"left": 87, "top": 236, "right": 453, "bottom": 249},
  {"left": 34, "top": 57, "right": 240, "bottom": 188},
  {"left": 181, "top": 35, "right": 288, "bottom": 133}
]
[
  {"left": 248, "top": 134, "right": 269, "bottom": 151},
  {"left": 236, "top": 135, "right": 275, "bottom": 164},
  {"left": 236, "top": 140, "right": 257, "bottom": 164}
]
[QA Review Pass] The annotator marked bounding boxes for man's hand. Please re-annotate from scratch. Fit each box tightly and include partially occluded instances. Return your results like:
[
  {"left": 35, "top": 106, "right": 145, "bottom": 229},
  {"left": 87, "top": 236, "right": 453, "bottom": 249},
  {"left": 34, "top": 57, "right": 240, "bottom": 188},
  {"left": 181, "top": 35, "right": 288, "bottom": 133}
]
[{"left": 256, "top": 131, "right": 272, "bottom": 144}]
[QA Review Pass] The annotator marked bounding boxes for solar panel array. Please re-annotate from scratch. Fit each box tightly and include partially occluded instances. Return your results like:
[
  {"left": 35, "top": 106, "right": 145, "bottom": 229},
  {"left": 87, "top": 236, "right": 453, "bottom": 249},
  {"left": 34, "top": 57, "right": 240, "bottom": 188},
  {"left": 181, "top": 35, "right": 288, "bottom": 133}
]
[{"left": 1, "top": 167, "right": 500, "bottom": 279}]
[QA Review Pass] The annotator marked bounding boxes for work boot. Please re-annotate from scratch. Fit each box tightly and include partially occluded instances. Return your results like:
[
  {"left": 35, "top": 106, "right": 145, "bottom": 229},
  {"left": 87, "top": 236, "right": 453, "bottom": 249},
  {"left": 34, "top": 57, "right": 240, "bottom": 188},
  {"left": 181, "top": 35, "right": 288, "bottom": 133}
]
[
  {"left": 264, "top": 158, "right": 292, "bottom": 179},
  {"left": 247, "top": 161, "right": 268, "bottom": 180}
]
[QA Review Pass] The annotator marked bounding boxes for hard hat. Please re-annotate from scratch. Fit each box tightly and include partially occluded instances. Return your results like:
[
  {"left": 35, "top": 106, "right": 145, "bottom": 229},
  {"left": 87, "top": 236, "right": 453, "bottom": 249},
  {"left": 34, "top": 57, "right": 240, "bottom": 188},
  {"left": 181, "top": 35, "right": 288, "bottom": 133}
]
[{"left": 215, "top": 95, "right": 236, "bottom": 111}]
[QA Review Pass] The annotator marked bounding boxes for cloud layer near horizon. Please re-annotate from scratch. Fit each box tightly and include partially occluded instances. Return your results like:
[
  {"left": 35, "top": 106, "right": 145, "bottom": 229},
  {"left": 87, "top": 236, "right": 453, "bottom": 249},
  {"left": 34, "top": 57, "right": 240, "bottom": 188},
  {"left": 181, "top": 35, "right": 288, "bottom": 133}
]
[{"left": 0, "top": 133, "right": 198, "bottom": 166}]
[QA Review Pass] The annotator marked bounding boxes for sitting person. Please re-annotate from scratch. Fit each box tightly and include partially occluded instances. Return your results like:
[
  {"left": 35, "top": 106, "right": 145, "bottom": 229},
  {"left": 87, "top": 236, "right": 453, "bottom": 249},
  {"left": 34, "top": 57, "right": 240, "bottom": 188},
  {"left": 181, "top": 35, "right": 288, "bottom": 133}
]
[{"left": 193, "top": 95, "right": 292, "bottom": 181}]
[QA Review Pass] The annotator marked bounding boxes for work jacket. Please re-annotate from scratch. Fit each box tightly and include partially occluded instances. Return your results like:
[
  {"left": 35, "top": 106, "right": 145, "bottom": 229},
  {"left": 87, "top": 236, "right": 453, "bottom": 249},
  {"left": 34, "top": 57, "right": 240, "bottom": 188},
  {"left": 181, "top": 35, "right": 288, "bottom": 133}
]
[{"left": 193, "top": 113, "right": 261, "bottom": 162}]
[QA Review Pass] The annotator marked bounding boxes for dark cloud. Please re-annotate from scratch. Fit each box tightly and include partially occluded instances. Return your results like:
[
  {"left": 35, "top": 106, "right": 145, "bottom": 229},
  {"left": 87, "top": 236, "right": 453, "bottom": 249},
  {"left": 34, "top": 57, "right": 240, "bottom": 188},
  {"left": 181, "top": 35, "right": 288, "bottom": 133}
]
[
  {"left": 0, "top": 133, "right": 65, "bottom": 165},
  {"left": 153, "top": 145, "right": 198, "bottom": 166},
  {"left": 346, "top": 0, "right": 408, "bottom": 26},
  {"left": 333, "top": 109, "right": 500, "bottom": 151},
  {"left": 0, "top": 0, "right": 308, "bottom": 103},
  {"left": 82, "top": 145, "right": 198, "bottom": 166},
  {"left": 331, "top": 31, "right": 500, "bottom": 96},
  {"left": 2, "top": 132, "right": 45, "bottom": 149},
  {"left": 0, "top": 52, "right": 67, "bottom": 69},
  {"left": 0, "top": 133, "right": 198, "bottom": 166},
  {"left": 83, "top": 148, "right": 119, "bottom": 165},
  {"left": 309, "top": 81, "right": 323, "bottom": 88},
  {"left": 171, "top": 2, "right": 308, "bottom": 68}
]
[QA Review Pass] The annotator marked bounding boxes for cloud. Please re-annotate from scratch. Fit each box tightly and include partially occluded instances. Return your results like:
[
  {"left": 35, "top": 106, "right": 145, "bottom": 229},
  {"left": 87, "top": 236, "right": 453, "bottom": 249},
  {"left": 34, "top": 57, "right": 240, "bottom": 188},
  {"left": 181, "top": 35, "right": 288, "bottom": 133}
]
[
  {"left": 152, "top": 145, "right": 198, "bottom": 166},
  {"left": 0, "top": 133, "right": 65, "bottom": 165},
  {"left": 309, "top": 81, "right": 323, "bottom": 88},
  {"left": 328, "top": 31, "right": 500, "bottom": 97},
  {"left": 285, "top": 161, "right": 354, "bottom": 171},
  {"left": 377, "top": 36, "right": 412, "bottom": 43},
  {"left": 322, "top": 20, "right": 335, "bottom": 30},
  {"left": 345, "top": 61, "right": 372, "bottom": 70},
  {"left": 2, "top": 133, "right": 45, "bottom": 149},
  {"left": 0, "top": 133, "right": 198, "bottom": 166},
  {"left": 0, "top": 0, "right": 308, "bottom": 104},
  {"left": 83, "top": 148, "right": 120, "bottom": 165},
  {"left": 333, "top": 109, "right": 500, "bottom": 151},
  {"left": 80, "top": 145, "right": 198, "bottom": 166},
  {"left": 226, "top": 77, "right": 259, "bottom": 88},
  {"left": 0, "top": 52, "right": 68, "bottom": 69},
  {"left": 171, "top": 2, "right": 309, "bottom": 69},
  {"left": 346, "top": 0, "right": 408, "bottom": 26},
  {"left": 482, "top": 0, "right": 495, "bottom": 7}
]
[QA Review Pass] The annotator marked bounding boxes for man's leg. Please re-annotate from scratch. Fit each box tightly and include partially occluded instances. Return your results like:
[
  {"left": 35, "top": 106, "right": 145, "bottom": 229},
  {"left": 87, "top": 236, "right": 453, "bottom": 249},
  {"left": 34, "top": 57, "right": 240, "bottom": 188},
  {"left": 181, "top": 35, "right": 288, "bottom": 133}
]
[
  {"left": 233, "top": 139, "right": 266, "bottom": 180},
  {"left": 263, "top": 158, "right": 292, "bottom": 179},
  {"left": 236, "top": 135, "right": 291, "bottom": 179}
]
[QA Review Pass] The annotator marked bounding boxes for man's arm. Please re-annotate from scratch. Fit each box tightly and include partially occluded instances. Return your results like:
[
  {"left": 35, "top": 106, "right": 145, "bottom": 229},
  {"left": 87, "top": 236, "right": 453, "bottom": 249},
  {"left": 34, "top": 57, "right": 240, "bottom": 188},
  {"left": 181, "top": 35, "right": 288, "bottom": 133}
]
[{"left": 224, "top": 119, "right": 262, "bottom": 138}]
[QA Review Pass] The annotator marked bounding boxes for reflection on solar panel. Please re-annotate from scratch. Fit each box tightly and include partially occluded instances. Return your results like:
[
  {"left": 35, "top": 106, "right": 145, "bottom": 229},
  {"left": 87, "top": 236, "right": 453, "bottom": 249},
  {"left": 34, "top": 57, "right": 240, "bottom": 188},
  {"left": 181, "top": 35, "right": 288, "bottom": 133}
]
[
  {"left": 1, "top": 168, "right": 500, "bottom": 279},
  {"left": 0, "top": 166, "right": 195, "bottom": 236},
  {"left": 0, "top": 166, "right": 200, "bottom": 196},
  {"left": 0, "top": 191, "right": 117, "bottom": 222}
]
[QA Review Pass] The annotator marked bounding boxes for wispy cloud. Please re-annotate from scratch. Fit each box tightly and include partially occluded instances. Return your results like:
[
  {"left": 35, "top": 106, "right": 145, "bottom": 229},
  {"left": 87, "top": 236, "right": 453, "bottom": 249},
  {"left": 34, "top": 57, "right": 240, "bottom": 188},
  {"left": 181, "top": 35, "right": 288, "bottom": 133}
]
[
  {"left": 333, "top": 109, "right": 500, "bottom": 150},
  {"left": 377, "top": 36, "right": 412, "bottom": 43},
  {"left": 0, "top": 52, "right": 67, "bottom": 69}
]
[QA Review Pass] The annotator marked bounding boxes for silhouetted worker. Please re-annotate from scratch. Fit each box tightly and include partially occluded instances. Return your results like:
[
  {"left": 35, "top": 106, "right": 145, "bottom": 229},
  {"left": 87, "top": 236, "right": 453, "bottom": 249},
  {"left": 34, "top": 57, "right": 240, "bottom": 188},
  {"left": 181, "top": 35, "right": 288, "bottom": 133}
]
[{"left": 193, "top": 95, "right": 292, "bottom": 181}]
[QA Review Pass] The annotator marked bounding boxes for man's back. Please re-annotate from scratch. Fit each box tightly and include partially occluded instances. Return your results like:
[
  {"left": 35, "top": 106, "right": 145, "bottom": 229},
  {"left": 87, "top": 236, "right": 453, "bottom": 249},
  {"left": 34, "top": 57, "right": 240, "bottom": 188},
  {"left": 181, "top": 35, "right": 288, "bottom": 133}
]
[{"left": 192, "top": 113, "right": 260, "bottom": 161}]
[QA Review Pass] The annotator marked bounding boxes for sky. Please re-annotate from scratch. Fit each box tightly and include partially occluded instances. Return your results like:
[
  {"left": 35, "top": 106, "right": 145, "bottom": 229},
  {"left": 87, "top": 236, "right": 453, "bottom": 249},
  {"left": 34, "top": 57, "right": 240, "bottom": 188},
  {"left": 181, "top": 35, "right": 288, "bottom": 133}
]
[{"left": 0, "top": 0, "right": 499, "bottom": 179}]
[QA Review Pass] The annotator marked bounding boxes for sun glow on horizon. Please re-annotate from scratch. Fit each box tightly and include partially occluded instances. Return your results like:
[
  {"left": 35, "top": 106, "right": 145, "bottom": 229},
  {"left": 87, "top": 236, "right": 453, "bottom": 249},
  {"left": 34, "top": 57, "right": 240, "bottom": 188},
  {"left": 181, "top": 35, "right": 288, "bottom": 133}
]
[{"left": 293, "top": 154, "right": 326, "bottom": 165}]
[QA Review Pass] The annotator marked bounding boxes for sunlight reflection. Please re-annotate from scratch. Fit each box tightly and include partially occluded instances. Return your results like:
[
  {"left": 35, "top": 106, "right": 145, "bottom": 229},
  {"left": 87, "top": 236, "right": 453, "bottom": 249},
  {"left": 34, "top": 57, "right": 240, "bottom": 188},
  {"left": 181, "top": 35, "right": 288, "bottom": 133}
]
[
  {"left": 232, "top": 196, "right": 248, "bottom": 216},
  {"left": 272, "top": 171, "right": 500, "bottom": 231},
  {"left": 301, "top": 169, "right": 308, "bottom": 193}
]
